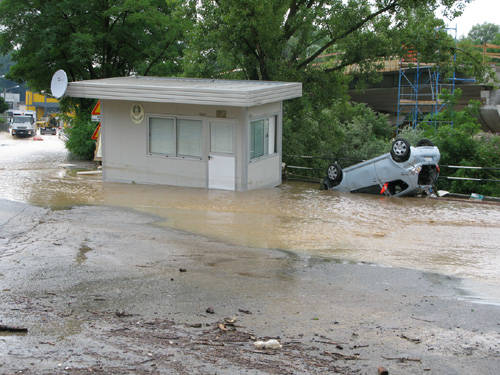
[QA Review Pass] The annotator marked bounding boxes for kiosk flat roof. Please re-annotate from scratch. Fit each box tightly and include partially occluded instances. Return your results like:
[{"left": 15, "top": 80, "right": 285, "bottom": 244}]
[{"left": 66, "top": 76, "right": 302, "bottom": 107}]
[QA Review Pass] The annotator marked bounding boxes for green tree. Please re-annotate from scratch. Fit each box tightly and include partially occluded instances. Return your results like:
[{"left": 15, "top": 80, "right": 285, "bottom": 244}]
[
  {"left": 492, "top": 32, "right": 500, "bottom": 46},
  {"left": 185, "top": 1, "right": 472, "bottom": 83},
  {"left": 0, "top": 0, "right": 193, "bottom": 108},
  {"left": 0, "top": 54, "right": 14, "bottom": 76},
  {"left": 0, "top": 96, "right": 8, "bottom": 113},
  {"left": 468, "top": 22, "right": 499, "bottom": 44}
]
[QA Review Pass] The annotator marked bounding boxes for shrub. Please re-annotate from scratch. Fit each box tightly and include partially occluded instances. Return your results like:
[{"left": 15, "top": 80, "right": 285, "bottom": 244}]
[
  {"left": 0, "top": 96, "right": 8, "bottom": 114},
  {"left": 283, "top": 100, "right": 392, "bottom": 179},
  {"left": 65, "top": 115, "right": 96, "bottom": 160}
]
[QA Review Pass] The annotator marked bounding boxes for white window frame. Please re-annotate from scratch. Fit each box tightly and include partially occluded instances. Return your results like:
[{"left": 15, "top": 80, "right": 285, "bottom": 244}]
[
  {"left": 147, "top": 114, "right": 203, "bottom": 160},
  {"left": 249, "top": 114, "right": 278, "bottom": 162}
]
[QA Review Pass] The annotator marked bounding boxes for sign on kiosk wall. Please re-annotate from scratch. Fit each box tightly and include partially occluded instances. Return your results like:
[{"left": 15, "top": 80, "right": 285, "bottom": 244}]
[
  {"left": 91, "top": 123, "right": 101, "bottom": 140},
  {"left": 91, "top": 100, "right": 102, "bottom": 122},
  {"left": 90, "top": 100, "right": 102, "bottom": 140},
  {"left": 91, "top": 100, "right": 102, "bottom": 161}
]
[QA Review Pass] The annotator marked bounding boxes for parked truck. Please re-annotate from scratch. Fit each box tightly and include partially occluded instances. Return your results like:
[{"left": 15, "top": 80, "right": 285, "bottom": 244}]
[{"left": 9, "top": 113, "right": 36, "bottom": 137}]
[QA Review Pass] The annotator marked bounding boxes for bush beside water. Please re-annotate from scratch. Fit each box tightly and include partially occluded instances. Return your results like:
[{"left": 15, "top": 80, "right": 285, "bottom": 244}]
[{"left": 65, "top": 116, "right": 96, "bottom": 161}]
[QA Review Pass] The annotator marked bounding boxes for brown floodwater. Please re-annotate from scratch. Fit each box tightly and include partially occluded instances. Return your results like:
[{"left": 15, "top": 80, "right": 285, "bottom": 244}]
[{"left": 1, "top": 132, "right": 500, "bottom": 299}]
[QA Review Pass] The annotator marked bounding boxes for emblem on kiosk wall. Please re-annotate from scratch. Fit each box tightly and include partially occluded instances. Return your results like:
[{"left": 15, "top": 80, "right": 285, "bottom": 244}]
[{"left": 130, "top": 103, "right": 145, "bottom": 124}]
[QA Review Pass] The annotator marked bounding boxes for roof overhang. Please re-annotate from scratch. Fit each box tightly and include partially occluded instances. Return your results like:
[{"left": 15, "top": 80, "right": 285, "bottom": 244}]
[{"left": 65, "top": 76, "right": 302, "bottom": 107}]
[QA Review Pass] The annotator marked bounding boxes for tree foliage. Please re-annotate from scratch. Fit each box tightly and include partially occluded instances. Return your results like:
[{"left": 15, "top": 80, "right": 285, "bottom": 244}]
[
  {"left": 0, "top": 96, "right": 9, "bottom": 113},
  {"left": 65, "top": 114, "right": 97, "bottom": 160},
  {"left": 283, "top": 100, "right": 393, "bottom": 178},
  {"left": 0, "top": 0, "right": 193, "bottom": 99},
  {"left": 185, "top": 1, "right": 472, "bottom": 82},
  {"left": 468, "top": 22, "right": 499, "bottom": 44},
  {"left": 462, "top": 23, "right": 500, "bottom": 67},
  {"left": 0, "top": 54, "right": 14, "bottom": 76}
]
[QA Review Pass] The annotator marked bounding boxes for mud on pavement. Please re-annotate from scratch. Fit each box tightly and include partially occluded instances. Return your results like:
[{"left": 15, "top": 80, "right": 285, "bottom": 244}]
[{"left": 1, "top": 200, "right": 499, "bottom": 374}]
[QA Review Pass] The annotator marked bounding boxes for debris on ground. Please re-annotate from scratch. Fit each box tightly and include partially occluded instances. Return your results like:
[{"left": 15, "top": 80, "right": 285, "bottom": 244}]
[
  {"left": 381, "top": 356, "right": 421, "bottom": 363},
  {"left": 253, "top": 339, "right": 282, "bottom": 350},
  {"left": 400, "top": 334, "right": 421, "bottom": 344},
  {"left": 115, "top": 310, "right": 134, "bottom": 318},
  {"left": 0, "top": 324, "right": 28, "bottom": 333}
]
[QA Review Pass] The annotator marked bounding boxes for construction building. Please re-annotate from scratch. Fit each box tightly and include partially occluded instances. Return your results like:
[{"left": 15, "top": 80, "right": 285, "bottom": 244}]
[{"left": 25, "top": 90, "right": 60, "bottom": 119}]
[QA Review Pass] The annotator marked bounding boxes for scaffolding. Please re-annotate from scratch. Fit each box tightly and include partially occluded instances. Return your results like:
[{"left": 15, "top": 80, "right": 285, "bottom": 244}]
[
  {"left": 396, "top": 26, "right": 460, "bottom": 131},
  {"left": 396, "top": 62, "right": 454, "bottom": 130}
]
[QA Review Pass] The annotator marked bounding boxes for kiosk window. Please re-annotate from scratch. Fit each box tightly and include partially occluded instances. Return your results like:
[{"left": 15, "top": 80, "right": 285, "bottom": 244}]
[
  {"left": 149, "top": 117, "right": 202, "bottom": 158},
  {"left": 250, "top": 116, "right": 276, "bottom": 160}
]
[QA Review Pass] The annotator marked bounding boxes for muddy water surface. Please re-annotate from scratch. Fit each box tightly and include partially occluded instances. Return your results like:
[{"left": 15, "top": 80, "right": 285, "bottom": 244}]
[{"left": 1, "top": 132, "right": 500, "bottom": 299}]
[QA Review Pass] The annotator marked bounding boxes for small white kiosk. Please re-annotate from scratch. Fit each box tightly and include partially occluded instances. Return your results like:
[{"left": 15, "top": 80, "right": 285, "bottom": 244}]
[{"left": 58, "top": 75, "right": 302, "bottom": 191}]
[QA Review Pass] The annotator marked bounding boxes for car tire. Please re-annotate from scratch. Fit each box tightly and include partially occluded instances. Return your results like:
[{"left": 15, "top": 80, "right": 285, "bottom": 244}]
[
  {"left": 326, "top": 162, "right": 343, "bottom": 186},
  {"left": 416, "top": 138, "right": 434, "bottom": 147},
  {"left": 390, "top": 138, "right": 411, "bottom": 162}
]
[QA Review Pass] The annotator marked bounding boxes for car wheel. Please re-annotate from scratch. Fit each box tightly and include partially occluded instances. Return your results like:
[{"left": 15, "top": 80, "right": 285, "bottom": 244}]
[
  {"left": 390, "top": 138, "right": 411, "bottom": 162},
  {"left": 326, "top": 162, "right": 343, "bottom": 186},
  {"left": 416, "top": 138, "right": 434, "bottom": 147}
]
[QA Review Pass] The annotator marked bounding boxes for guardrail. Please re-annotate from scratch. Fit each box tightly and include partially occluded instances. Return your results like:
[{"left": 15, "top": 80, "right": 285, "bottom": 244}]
[{"left": 438, "top": 165, "right": 500, "bottom": 183}]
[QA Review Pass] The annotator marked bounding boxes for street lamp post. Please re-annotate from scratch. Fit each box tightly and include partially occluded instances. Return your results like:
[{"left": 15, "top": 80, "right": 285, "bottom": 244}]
[
  {"left": 3, "top": 84, "right": 20, "bottom": 100},
  {"left": 1, "top": 75, "right": 20, "bottom": 104},
  {"left": 2, "top": 84, "right": 20, "bottom": 112}
]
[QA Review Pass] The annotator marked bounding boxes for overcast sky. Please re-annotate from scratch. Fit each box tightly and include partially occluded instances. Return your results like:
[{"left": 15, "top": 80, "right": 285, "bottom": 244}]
[{"left": 441, "top": 0, "right": 500, "bottom": 38}]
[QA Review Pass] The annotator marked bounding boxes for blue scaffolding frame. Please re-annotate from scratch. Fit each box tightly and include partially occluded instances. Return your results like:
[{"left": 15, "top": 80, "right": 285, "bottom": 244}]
[{"left": 396, "top": 26, "right": 463, "bottom": 132}]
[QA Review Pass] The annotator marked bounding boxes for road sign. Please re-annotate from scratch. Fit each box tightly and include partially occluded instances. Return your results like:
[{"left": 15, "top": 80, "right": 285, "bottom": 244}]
[
  {"left": 91, "top": 123, "right": 101, "bottom": 140},
  {"left": 91, "top": 100, "right": 102, "bottom": 122}
]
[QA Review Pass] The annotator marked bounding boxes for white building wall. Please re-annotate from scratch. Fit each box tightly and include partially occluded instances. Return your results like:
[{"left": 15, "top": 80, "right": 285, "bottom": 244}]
[
  {"left": 102, "top": 100, "right": 245, "bottom": 188},
  {"left": 247, "top": 154, "right": 281, "bottom": 190},
  {"left": 245, "top": 102, "right": 283, "bottom": 190}
]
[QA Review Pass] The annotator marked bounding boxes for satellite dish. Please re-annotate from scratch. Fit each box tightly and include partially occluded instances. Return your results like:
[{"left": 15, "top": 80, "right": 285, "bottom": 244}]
[{"left": 50, "top": 69, "right": 68, "bottom": 99}]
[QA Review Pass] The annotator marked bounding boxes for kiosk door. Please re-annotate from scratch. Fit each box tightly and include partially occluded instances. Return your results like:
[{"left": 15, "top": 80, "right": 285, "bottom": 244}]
[{"left": 208, "top": 121, "right": 235, "bottom": 190}]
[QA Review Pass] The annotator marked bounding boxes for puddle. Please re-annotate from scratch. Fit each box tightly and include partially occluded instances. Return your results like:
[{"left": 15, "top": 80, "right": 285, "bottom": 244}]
[{"left": 34, "top": 318, "right": 84, "bottom": 339}]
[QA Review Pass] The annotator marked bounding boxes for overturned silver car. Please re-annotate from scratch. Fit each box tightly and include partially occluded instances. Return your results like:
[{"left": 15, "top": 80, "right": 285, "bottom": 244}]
[{"left": 322, "top": 139, "right": 440, "bottom": 197}]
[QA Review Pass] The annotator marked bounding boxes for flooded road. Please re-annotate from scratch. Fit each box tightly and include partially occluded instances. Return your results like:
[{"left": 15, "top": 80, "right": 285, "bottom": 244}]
[{"left": 1, "top": 131, "right": 500, "bottom": 298}]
